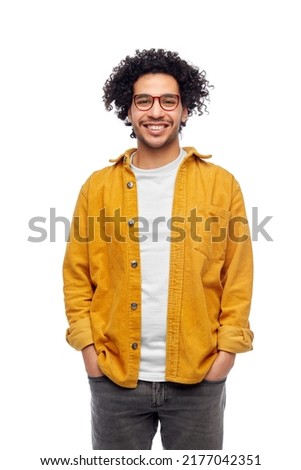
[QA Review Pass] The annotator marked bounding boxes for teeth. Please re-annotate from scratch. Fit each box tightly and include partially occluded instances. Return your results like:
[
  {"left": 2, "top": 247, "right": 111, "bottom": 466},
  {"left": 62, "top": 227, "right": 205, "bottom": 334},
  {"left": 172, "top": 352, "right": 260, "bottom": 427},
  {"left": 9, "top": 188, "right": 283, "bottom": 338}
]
[{"left": 147, "top": 125, "right": 165, "bottom": 130}]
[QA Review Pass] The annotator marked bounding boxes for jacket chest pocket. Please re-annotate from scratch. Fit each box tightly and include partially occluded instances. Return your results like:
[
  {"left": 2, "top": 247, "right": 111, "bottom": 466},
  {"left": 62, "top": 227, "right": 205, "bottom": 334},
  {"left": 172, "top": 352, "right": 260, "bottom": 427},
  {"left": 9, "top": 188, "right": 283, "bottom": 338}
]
[{"left": 192, "top": 204, "right": 231, "bottom": 260}]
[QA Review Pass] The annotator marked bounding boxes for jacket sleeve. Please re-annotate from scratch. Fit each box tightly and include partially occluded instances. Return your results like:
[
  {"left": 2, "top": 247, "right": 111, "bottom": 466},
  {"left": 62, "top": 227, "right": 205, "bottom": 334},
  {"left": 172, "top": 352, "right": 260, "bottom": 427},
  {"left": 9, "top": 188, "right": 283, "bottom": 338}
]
[
  {"left": 63, "top": 184, "right": 94, "bottom": 351},
  {"left": 217, "top": 181, "right": 254, "bottom": 353}
]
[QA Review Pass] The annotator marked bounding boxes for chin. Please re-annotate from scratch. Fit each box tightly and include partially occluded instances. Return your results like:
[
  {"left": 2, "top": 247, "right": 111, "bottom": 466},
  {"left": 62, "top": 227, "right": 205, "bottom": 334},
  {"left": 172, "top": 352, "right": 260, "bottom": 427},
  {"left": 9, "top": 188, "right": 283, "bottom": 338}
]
[{"left": 140, "top": 134, "right": 177, "bottom": 150}]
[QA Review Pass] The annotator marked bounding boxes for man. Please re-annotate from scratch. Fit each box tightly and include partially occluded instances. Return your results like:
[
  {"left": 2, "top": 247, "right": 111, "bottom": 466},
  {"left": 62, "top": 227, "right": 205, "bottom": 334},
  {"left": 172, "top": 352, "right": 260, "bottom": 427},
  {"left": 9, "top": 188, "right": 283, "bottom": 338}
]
[{"left": 63, "top": 48, "right": 253, "bottom": 450}]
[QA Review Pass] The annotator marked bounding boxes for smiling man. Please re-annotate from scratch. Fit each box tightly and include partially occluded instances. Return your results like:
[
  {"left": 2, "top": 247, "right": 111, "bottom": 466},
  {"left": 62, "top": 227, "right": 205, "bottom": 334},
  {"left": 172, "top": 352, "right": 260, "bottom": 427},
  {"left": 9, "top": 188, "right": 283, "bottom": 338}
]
[
  {"left": 63, "top": 49, "right": 254, "bottom": 450},
  {"left": 128, "top": 74, "right": 187, "bottom": 165}
]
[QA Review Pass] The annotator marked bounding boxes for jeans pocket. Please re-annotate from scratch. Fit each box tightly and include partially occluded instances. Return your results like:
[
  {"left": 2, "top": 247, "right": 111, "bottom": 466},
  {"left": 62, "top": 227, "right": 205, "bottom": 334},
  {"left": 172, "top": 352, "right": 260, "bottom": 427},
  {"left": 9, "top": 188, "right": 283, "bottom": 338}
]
[
  {"left": 88, "top": 375, "right": 107, "bottom": 383},
  {"left": 202, "top": 377, "right": 227, "bottom": 385}
]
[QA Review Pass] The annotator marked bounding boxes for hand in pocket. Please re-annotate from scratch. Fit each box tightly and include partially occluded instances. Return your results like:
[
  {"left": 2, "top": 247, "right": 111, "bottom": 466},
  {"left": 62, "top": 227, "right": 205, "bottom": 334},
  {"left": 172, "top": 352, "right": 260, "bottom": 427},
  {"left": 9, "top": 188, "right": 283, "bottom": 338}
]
[
  {"left": 82, "top": 344, "right": 104, "bottom": 378},
  {"left": 204, "top": 351, "right": 235, "bottom": 381}
]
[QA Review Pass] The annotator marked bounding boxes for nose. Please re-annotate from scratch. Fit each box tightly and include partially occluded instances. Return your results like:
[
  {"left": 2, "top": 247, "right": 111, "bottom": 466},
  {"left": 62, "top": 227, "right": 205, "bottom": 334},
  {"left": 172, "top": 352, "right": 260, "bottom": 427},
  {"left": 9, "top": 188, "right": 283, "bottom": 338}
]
[{"left": 148, "top": 98, "right": 164, "bottom": 119}]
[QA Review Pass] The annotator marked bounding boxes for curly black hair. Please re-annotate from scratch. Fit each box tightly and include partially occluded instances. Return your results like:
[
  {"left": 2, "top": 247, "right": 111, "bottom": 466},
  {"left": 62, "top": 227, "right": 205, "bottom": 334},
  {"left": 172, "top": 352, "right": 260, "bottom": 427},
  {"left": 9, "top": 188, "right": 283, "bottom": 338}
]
[{"left": 102, "top": 49, "right": 213, "bottom": 136}]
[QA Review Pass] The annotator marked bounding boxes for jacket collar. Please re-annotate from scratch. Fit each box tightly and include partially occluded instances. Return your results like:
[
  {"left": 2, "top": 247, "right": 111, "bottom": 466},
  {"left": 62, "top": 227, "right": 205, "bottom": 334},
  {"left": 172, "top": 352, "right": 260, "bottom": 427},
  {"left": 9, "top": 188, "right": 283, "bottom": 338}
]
[{"left": 109, "top": 147, "right": 212, "bottom": 165}]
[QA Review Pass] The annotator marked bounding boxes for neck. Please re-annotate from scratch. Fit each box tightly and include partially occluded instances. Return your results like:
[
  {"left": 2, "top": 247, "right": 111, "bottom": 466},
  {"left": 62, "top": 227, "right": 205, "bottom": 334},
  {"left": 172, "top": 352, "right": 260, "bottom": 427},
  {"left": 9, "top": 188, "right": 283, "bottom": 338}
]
[{"left": 133, "top": 141, "right": 181, "bottom": 169}]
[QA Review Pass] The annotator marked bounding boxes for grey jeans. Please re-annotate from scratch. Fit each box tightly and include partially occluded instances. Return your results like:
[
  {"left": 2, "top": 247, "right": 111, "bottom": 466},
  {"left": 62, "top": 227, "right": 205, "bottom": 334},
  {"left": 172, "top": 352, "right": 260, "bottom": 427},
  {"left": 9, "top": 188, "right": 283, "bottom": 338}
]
[{"left": 88, "top": 375, "right": 226, "bottom": 450}]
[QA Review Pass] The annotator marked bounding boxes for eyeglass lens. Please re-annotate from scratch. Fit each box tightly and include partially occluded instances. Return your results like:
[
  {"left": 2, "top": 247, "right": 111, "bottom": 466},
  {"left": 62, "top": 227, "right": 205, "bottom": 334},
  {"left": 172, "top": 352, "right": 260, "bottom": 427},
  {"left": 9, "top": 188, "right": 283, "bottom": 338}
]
[{"left": 134, "top": 94, "right": 179, "bottom": 111}]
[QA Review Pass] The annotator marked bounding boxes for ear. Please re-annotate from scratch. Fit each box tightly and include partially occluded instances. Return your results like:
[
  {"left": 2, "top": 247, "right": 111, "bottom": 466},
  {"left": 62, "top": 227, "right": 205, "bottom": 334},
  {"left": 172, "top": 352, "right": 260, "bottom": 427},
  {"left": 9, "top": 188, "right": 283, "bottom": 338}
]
[
  {"left": 127, "top": 109, "right": 132, "bottom": 123},
  {"left": 181, "top": 106, "right": 188, "bottom": 123}
]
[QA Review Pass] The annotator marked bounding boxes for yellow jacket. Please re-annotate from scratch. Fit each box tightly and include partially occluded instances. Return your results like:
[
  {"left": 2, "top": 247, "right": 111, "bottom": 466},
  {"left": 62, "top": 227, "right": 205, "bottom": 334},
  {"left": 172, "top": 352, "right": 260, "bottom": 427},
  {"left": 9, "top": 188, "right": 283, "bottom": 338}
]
[{"left": 63, "top": 147, "right": 253, "bottom": 388}]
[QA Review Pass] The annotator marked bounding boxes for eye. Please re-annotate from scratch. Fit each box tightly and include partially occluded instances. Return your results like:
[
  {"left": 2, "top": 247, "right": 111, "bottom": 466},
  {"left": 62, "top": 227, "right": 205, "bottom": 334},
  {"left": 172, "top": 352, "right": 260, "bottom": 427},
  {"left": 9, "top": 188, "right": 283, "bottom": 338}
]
[
  {"left": 135, "top": 95, "right": 152, "bottom": 106},
  {"left": 161, "top": 95, "right": 178, "bottom": 108}
]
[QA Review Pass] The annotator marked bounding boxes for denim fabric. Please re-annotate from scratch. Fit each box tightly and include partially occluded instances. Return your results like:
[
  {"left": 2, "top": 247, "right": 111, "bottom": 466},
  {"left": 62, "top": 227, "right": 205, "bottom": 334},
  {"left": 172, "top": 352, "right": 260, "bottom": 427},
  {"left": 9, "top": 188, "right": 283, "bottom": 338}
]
[{"left": 88, "top": 376, "right": 226, "bottom": 450}]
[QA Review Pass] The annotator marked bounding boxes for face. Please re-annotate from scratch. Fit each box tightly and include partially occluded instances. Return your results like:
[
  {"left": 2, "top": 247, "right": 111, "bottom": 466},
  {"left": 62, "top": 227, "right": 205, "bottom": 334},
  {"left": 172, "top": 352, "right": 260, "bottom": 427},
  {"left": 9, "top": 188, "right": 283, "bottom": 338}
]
[{"left": 127, "top": 73, "right": 188, "bottom": 151}]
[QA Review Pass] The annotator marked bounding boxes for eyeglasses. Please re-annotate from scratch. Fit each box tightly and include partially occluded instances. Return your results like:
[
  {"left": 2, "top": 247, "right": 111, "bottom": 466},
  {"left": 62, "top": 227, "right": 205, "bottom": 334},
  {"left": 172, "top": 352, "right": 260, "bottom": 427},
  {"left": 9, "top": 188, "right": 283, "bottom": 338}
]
[{"left": 133, "top": 94, "right": 180, "bottom": 111}]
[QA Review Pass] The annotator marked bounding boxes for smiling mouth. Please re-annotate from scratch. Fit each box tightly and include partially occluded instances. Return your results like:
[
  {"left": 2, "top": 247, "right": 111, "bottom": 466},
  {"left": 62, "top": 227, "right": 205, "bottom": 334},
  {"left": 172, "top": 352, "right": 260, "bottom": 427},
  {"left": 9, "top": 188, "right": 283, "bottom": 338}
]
[{"left": 143, "top": 123, "right": 169, "bottom": 132}]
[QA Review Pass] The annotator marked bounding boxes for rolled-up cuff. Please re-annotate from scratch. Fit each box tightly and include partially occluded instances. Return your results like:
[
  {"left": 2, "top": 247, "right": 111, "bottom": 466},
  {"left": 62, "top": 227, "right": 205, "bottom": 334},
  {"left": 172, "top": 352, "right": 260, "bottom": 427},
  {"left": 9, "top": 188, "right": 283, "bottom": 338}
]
[
  {"left": 217, "top": 325, "right": 254, "bottom": 353},
  {"left": 66, "top": 316, "right": 94, "bottom": 351}
]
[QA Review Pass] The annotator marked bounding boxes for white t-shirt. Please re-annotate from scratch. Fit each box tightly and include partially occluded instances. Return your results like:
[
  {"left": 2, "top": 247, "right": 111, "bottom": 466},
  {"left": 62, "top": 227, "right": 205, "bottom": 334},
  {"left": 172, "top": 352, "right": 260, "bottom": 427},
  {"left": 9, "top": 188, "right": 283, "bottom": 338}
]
[{"left": 130, "top": 149, "right": 187, "bottom": 381}]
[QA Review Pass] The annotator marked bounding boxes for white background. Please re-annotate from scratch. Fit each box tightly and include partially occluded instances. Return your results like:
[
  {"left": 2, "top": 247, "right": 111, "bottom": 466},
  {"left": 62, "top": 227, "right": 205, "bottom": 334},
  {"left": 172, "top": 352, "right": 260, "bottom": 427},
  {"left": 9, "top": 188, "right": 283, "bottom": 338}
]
[{"left": 1, "top": 0, "right": 300, "bottom": 468}]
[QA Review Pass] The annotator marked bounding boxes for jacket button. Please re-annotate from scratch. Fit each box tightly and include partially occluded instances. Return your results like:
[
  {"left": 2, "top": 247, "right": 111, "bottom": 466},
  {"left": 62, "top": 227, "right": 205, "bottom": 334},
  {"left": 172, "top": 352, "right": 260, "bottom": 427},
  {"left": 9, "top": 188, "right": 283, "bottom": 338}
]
[
  {"left": 128, "top": 219, "right": 135, "bottom": 227},
  {"left": 131, "top": 343, "right": 138, "bottom": 350},
  {"left": 131, "top": 260, "right": 138, "bottom": 268},
  {"left": 127, "top": 181, "right": 134, "bottom": 189},
  {"left": 131, "top": 302, "right": 138, "bottom": 310}
]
